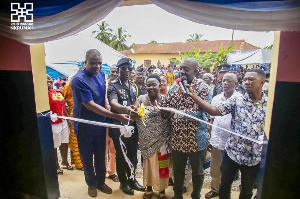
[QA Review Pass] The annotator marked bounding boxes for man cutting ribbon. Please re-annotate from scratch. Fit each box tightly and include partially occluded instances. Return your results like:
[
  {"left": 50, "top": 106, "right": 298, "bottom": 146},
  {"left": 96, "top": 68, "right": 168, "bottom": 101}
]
[
  {"left": 160, "top": 58, "right": 212, "bottom": 199},
  {"left": 108, "top": 57, "right": 146, "bottom": 196},
  {"left": 72, "top": 49, "right": 129, "bottom": 198}
]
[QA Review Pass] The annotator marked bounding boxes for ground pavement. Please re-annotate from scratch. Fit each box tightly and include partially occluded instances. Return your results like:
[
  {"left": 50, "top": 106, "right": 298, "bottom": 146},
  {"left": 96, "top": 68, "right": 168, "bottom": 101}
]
[{"left": 58, "top": 169, "right": 241, "bottom": 199}]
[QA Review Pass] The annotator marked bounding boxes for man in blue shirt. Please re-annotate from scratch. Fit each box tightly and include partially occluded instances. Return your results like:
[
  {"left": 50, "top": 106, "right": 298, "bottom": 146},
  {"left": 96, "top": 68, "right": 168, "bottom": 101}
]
[{"left": 72, "top": 49, "right": 129, "bottom": 197}]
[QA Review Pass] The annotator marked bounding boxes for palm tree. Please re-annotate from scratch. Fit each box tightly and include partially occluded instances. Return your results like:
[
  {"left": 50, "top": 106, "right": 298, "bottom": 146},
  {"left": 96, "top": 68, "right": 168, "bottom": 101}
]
[
  {"left": 148, "top": 40, "right": 158, "bottom": 44},
  {"left": 110, "top": 27, "right": 131, "bottom": 51},
  {"left": 92, "top": 21, "right": 113, "bottom": 45},
  {"left": 186, "top": 33, "right": 206, "bottom": 42}
]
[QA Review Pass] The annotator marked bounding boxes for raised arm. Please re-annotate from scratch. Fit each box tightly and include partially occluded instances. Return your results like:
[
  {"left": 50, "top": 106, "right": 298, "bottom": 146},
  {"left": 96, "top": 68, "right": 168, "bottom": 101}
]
[{"left": 188, "top": 85, "right": 222, "bottom": 116}]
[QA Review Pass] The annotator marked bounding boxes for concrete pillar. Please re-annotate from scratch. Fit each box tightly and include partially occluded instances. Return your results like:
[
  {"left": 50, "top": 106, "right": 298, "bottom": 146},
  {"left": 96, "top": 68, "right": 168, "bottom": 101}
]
[
  {"left": 0, "top": 35, "right": 59, "bottom": 199},
  {"left": 260, "top": 31, "right": 300, "bottom": 199}
]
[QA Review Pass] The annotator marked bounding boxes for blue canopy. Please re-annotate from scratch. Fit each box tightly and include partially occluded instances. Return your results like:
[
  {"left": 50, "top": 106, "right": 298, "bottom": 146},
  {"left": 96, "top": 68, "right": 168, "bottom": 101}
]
[{"left": 46, "top": 66, "right": 64, "bottom": 80}]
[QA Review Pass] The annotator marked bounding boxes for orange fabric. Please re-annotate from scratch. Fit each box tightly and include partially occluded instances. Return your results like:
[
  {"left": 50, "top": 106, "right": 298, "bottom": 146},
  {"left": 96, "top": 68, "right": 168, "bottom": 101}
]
[
  {"left": 105, "top": 129, "right": 116, "bottom": 175},
  {"left": 62, "top": 84, "right": 83, "bottom": 169},
  {"left": 62, "top": 83, "right": 73, "bottom": 116}
]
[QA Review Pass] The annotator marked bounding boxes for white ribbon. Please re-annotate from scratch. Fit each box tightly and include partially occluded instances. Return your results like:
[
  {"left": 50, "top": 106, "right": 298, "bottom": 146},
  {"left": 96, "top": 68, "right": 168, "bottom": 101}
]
[
  {"left": 119, "top": 136, "right": 135, "bottom": 180},
  {"left": 120, "top": 110, "right": 134, "bottom": 138},
  {"left": 158, "top": 107, "right": 265, "bottom": 145},
  {"left": 118, "top": 109, "right": 135, "bottom": 179},
  {"left": 47, "top": 111, "right": 136, "bottom": 179},
  {"left": 50, "top": 112, "right": 134, "bottom": 135}
]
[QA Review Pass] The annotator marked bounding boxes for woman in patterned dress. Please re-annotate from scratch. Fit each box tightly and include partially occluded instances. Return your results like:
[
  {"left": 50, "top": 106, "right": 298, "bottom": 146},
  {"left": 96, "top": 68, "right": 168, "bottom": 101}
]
[{"left": 134, "top": 74, "right": 171, "bottom": 199}]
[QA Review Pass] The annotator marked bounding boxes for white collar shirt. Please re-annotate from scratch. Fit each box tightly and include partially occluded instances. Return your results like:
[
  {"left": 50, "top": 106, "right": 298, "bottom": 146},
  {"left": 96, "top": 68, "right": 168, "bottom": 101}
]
[{"left": 210, "top": 91, "right": 242, "bottom": 150}]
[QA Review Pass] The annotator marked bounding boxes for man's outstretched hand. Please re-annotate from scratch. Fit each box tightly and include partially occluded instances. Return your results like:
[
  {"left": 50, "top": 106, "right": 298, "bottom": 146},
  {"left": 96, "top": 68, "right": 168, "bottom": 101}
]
[
  {"left": 116, "top": 114, "right": 131, "bottom": 125},
  {"left": 128, "top": 105, "right": 139, "bottom": 120}
]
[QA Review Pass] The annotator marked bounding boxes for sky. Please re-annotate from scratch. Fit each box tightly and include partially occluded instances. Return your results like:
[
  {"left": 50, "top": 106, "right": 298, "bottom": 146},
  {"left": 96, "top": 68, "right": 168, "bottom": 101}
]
[{"left": 78, "top": 4, "right": 274, "bottom": 49}]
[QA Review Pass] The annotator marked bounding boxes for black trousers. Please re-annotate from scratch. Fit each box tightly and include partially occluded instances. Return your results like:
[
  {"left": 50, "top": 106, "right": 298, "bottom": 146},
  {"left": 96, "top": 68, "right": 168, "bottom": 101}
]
[
  {"left": 219, "top": 151, "right": 259, "bottom": 199},
  {"left": 110, "top": 125, "right": 138, "bottom": 185},
  {"left": 172, "top": 150, "right": 206, "bottom": 199},
  {"left": 77, "top": 125, "right": 106, "bottom": 188}
]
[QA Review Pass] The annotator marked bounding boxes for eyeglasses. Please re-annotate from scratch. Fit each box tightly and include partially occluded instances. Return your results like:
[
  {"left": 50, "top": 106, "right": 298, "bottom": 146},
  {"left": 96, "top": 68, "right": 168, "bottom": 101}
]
[{"left": 120, "top": 66, "right": 133, "bottom": 71}]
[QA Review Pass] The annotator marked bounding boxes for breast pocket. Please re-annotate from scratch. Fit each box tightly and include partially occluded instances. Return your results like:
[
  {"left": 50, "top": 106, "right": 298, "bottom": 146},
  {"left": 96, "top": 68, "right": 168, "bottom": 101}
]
[{"left": 118, "top": 89, "right": 128, "bottom": 101}]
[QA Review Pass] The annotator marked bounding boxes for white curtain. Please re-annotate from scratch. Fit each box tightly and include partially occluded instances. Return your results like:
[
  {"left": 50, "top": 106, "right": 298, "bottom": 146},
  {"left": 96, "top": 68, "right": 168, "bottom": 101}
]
[
  {"left": 1, "top": 0, "right": 300, "bottom": 44},
  {"left": 0, "top": 0, "right": 122, "bottom": 44},
  {"left": 150, "top": 0, "right": 300, "bottom": 31}
]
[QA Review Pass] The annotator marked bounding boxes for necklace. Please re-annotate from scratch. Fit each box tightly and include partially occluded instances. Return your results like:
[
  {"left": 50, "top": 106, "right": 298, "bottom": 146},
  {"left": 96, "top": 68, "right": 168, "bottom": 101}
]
[{"left": 147, "top": 94, "right": 161, "bottom": 106}]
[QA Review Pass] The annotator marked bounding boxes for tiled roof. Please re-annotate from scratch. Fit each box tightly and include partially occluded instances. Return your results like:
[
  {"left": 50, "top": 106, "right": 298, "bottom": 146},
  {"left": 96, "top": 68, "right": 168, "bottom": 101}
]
[{"left": 122, "top": 40, "right": 258, "bottom": 55}]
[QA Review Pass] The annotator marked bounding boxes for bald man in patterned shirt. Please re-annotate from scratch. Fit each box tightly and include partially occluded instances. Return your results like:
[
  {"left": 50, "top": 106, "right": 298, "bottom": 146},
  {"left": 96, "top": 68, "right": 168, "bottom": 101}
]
[{"left": 160, "top": 58, "right": 212, "bottom": 199}]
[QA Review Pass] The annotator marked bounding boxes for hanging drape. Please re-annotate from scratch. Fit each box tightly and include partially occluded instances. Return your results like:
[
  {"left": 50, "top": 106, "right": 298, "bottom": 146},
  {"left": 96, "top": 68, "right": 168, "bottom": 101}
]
[
  {"left": 0, "top": 0, "right": 299, "bottom": 44},
  {"left": 0, "top": 0, "right": 122, "bottom": 44},
  {"left": 150, "top": 0, "right": 300, "bottom": 31}
]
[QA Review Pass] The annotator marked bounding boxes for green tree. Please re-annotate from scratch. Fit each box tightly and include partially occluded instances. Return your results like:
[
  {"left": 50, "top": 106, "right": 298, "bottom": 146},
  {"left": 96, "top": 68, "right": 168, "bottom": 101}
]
[
  {"left": 148, "top": 40, "right": 158, "bottom": 44},
  {"left": 169, "top": 45, "right": 235, "bottom": 72},
  {"left": 186, "top": 33, "right": 207, "bottom": 42},
  {"left": 263, "top": 44, "right": 273, "bottom": 50},
  {"left": 110, "top": 27, "right": 131, "bottom": 51},
  {"left": 92, "top": 21, "right": 113, "bottom": 45},
  {"left": 129, "top": 42, "right": 136, "bottom": 48}
]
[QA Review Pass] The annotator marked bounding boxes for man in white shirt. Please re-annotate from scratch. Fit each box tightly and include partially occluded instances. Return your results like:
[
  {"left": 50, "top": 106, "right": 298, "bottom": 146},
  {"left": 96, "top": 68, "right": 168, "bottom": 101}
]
[{"left": 205, "top": 73, "right": 241, "bottom": 198}]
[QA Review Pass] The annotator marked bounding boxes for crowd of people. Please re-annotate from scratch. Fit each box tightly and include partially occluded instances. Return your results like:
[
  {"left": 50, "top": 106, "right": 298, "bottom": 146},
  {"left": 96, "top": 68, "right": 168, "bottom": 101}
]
[{"left": 47, "top": 49, "right": 269, "bottom": 199}]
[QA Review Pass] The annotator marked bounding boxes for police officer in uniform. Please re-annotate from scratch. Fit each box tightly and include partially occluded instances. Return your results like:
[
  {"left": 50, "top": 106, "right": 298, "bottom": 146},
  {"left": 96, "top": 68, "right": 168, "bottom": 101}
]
[{"left": 107, "top": 58, "right": 146, "bottom": 195}]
